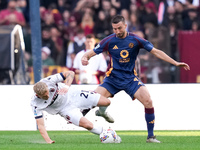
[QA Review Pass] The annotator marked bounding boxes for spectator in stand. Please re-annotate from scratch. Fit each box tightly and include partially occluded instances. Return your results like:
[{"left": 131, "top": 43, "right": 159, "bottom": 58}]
[
  {"left": 46, "top": 3, "right": 63, "bottom": 26},
  {"left": 62, "top": 10, "right": 70, "bottom": 29},
  {"left": 109, "top": 7, "right": 117, "bottom": 19},
  {"left": 73, "top": 34, "right": 107, "bottom": 84},
  {"left": 64, "top": 16, "right": 79, "bottom": 41},
  {"left": 50, "top": 26, "right": 63, "bottom": 65},
  {"left": 183, "top": 9, "right": 198, "bottom": 30},
  {"left": 94, "top": 10, "right": 111, "bottom": 39},
  {"left": 42, "top": 26, "right": 57, "bottom": 63},
  {"left": 110, "top": 0, "right": 121, "bottom": 13},
  {"left": 120, "top": 9, "right": 130, "bottom": 31},
  {"left": 41, "top": 46, "right": 55, "bottom": 66},
  {"left": 66, "top": 28, "right": 86, "bottom": 68},
  {"left": 41, "top": 3, "right": 63, "bottom": 28},
  {"left": 128, "top": 13, "right": 143, "bottom": 32},
  {"left": 0, "top": 0, "right": 26, "bottom": 26},
  {"left": 101, "top": 0, "right": 112, "bottom": 17},
  {"left": 57, "top": 0, "right": 68, "bottom": 14},
  {"left": 174, "top": 1, "right": 184, "bottom": 29},
  {"left": 40, "top": 6, "right": 55, "bottom": 28},
  {"left": 80, "top": 12, "right": 95, "bottom": 35},
  {"left": 28, "top": 46, "right": 55, "bottom": 67},
  {"left": 129, "top": 0, "right": 138, "bottom": 14},
  {"left": 191, "top": 20, "right": 200, "bottom": 31},
  {"left": 139, "top": 1, "right": 158, "bottom": 27}
]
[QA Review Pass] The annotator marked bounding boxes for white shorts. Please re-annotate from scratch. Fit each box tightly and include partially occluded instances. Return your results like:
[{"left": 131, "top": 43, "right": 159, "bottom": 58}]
[{"left": 59, "top": 88, "right": 100, "bottom": 126}]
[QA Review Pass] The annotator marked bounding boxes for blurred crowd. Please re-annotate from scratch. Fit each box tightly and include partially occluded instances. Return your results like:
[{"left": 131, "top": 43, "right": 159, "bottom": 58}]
[{"left": 0, "top": 0, "right": 199, "bottom": 83}]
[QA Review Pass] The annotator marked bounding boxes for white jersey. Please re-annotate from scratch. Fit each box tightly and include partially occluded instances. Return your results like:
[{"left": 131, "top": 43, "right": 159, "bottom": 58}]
[
  {"left": 30, "top": 72, "right": 101, "bottom": 126},
  {"left": 31, "top": 73, "right": 69, "bottom": 118},
  {"left": 73, "top": 49, "right": 107, "bottom": 84}
]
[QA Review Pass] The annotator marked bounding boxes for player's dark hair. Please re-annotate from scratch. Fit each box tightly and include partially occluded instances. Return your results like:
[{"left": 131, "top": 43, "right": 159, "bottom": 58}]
[
  {"left": 86, "top": 34, "right": 95, "bottom": 39},
  {"left": 111, "top": 15, "right": 125, "bottom": 24}
]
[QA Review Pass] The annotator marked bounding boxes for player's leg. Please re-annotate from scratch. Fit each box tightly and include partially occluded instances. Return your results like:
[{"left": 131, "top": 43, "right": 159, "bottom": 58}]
[
  {"left": 81, "top": 86, "right": 111, "bottom": 116},
  {"left": 79, "top": 116, "right": 121, "bottom": 143},
  {"left": 81, "top": 85, "right": 115, "bottom": 123},
  {"left": 79, "top": 116, "right": 103, "bottom": 134},
  {"left": 96, "top": 95, "right": 111, "bottom": 106},
  {"left": 95, "top": 86, "right": 115, "bottom": 123},
  {"left": 61, "top": 107, "right": 102, "bottom": 134},
  {"left": 134, "top": 86, "right": 161, "bottom": 143},
  {"left": 62, "top": 108, "right": 121, "bottom": 143}
]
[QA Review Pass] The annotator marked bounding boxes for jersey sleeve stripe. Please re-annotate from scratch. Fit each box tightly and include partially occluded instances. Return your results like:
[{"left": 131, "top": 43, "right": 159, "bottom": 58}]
[
  {"left": 60, "top": 73, "right": 65, "bottom": 80},
  {"left": 35, "top": 115, "right": 43, "bottom": 119},
  {"left": 106, "top": 57, "right": 113, "bottom": 77},
  {"left": 100, "top": 34, "right": 115, "bottom": 45}
]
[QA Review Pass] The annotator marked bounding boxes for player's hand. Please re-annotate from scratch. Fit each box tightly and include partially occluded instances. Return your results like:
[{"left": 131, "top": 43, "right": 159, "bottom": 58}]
[
  {"left": 176, "top": 62, "right": 190, "bottom": 71},
  {"left": 58, "top": 87, "right": 68, "bottom": 95},
  {"left": 81, "top": 56, "right": 89, "bottom": 66},
  {"left": 46, "top": 140, "right": 55, "bottom": 144}
]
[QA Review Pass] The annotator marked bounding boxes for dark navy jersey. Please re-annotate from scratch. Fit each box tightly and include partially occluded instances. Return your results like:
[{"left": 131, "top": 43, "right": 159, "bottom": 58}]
[{"left": 94, "top": 32, "right": 153, "bottom": 79}]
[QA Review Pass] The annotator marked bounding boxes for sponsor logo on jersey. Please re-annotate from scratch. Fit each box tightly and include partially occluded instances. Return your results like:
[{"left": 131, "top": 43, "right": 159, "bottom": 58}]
[
  {"left": 119, "top": 58, "right": 130, "bottom": 63},
  {"left": 113, "top": 45, "right": 118, "bottom": 49},
  {"left": 119, "top": 50, "right": 130, "bottom": 63},
  {"left": 94, "top": 44, "right": 100, "bottom": 50},
  {"left": 129, "top": 43, "right": 134, "bottom": 48},
  {"left": 120, "top": 50, "right": 129, "bottom": 58}
]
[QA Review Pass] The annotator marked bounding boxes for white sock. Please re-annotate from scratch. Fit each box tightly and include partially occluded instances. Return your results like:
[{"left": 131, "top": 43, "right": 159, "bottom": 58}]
[
  {"left": 89, "top": 123, "right": 103, "bottom": 135},
  {"left": 99, "top": 106, "right": 107, "bottom": 114}
]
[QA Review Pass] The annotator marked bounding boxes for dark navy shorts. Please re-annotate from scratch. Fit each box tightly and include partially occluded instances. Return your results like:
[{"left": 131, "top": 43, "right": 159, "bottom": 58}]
[{"left": 100, "top": 75, "right": 144, "bottom": 99}]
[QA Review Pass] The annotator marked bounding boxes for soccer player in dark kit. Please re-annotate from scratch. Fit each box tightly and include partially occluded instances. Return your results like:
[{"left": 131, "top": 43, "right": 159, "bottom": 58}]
[{"left": 81, "top": 15, "right": 190, "bottom": 143}]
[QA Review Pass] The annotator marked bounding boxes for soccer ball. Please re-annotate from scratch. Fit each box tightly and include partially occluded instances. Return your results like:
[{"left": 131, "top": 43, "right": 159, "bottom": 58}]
[{"left": 100, "top": 128, "right": 119, "bottom": 143}]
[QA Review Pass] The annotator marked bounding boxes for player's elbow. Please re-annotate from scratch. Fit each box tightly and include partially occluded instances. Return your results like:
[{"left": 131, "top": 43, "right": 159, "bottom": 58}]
[
  {"left": 66, "top": 71, "right": 75, "bottom": 78},
  {"left": 69, "top": 71, "right": 75, "bottom": 77}
]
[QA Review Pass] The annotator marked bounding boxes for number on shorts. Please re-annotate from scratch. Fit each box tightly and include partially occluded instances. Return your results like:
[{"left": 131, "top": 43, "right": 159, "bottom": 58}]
[{"left": 80, "top": 90, "right": 89, "bottom": 98}]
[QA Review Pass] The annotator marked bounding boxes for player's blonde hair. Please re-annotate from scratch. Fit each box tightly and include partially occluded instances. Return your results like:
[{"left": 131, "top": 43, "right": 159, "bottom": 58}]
[{"left": 33, "top": 82, "right": 48, "bottom": 95}]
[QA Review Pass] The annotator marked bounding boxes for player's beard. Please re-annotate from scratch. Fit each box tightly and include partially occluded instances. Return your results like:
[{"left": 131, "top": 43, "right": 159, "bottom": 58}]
[{"left": 116, "top": 32, "right": 125, "bottom": 38}]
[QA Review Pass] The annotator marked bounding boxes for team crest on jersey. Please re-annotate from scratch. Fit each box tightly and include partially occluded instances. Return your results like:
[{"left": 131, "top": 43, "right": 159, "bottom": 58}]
[
  {"left": 50, "top": 88, "right": 55, "bottom": 92},
  {"left": 129, "top": 43, "right": 134, "bottom": 48},
  {"left": 113, "top": 45, "right": 118, "bottom": 49}
]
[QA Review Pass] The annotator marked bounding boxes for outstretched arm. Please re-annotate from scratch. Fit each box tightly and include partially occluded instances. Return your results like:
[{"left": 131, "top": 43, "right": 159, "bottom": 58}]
[
  {"left": 62, "top": 71, "right": 75, "bottom": 86},
  {"left": 150, "top": 47, "right": 190, "bottom": 71},
  {"left": 81, "top": 50, "right": 97, "bottom": 66},
  {"left": 36, "top": 117, "right": 55, "bottom": 144},
  {"left": 58, "top": 71, "right": 75, "bottom": 95}
]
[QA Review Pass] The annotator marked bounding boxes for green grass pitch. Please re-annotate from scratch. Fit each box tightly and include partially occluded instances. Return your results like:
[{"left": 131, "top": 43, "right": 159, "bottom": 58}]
[{"left": 0, "top": 130, "right": 200, "bottom": 150}]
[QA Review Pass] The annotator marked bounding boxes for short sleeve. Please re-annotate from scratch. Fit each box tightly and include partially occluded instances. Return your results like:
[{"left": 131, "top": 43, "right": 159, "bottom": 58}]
[
  {"left": 135, "top": 36, "right": 154, "bottom": 52},
  {"left": 32, "top": 106, "right": 43, "bottom": 119}
]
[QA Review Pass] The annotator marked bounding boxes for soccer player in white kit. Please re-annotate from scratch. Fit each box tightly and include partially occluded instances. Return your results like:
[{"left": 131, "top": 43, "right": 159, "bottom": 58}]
[{"left": 31, "top": 71, "right": 121, "bottom": 144}]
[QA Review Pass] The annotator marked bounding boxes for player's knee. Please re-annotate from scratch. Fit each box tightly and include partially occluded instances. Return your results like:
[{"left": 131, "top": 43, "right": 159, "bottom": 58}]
[
  {"left": 105, "top": 98, "right": 111, "bottom": 106},
  {"left": 144, "top": 98, "right": 153, "bottom": 108},
  {"left": 97, "top": 96, "right": 111, "bottom": 106}
]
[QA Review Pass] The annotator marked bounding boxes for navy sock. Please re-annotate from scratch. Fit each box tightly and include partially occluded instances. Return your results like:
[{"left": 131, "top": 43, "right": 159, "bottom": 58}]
[{"left": 145, "top": 108, "right": 155, "bottom": 138}]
